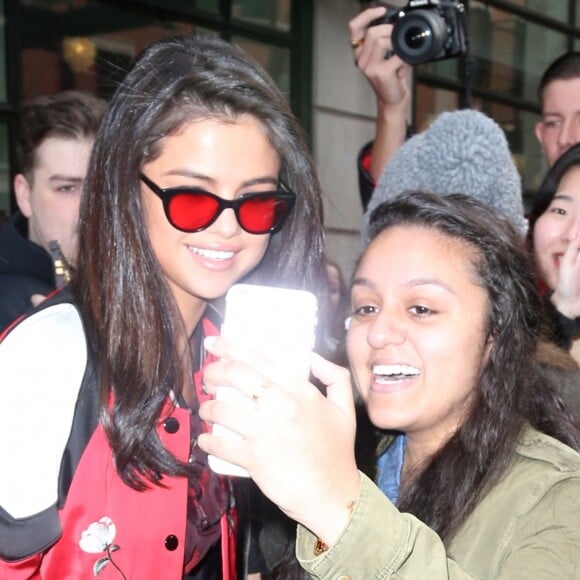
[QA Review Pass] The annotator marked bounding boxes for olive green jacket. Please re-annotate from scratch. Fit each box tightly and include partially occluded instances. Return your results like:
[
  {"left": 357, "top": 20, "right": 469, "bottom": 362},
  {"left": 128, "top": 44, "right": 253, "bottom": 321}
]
[{"left": 297, "top": 428, "right": 580, "bottom": 579}]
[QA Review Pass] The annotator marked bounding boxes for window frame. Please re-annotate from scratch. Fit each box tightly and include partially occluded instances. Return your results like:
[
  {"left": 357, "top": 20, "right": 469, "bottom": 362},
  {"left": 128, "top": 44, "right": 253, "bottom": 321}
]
[{"left": 1, "top": 0, "right": 313, "bottom": 214}]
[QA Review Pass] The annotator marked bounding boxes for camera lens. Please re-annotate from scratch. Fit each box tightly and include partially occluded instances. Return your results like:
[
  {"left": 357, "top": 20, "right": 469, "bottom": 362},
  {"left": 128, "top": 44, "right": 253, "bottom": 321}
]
[
  {"left": 392, "top": 9, "right": 447, "bottom": 65},
  {"left": 404, "top": 25, "right": 431, "bottom": 50}
]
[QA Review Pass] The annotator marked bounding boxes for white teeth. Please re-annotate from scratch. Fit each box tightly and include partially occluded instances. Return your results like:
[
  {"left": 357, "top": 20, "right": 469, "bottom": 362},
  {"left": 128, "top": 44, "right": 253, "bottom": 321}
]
[
  {"left": 373, "top": 364, "right": 420, "bottom": 378},
  {"left": 190, "top": 247, "right": 234, "bottom": 260}
]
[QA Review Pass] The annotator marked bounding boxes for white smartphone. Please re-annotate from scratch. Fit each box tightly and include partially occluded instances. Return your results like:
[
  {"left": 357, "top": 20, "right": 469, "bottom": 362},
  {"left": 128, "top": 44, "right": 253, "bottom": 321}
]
[{"left": 208, "top": 283, "right": 318, "bottom": 477}]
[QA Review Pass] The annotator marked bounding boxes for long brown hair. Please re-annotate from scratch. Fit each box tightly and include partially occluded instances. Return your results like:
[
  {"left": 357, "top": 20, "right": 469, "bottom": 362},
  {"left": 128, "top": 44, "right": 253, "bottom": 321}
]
[
  {"left": 363, "top": 192, "right": 579, "bottom": 543},
  {"left": 72, "top": 34, "right": 326, "bottom": 489}
]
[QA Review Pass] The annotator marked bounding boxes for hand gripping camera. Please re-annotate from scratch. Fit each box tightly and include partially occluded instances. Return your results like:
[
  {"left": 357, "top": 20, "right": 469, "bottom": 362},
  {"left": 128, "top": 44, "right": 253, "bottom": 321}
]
[{"left": 371, "top": 0, "right": 468, "bottom": 66}]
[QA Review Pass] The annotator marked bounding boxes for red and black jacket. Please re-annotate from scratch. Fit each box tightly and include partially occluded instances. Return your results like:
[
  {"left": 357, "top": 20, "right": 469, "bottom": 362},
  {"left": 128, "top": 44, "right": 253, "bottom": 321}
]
[{"left": 0, "top": 289, "right": 240, "bottom": 579}]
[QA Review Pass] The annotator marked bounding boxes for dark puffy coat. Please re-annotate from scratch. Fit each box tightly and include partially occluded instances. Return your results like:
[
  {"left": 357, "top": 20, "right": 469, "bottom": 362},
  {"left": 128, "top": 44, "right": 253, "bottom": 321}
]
[{"left": 0, "top": 212, "right": 55, "bottom": 332}]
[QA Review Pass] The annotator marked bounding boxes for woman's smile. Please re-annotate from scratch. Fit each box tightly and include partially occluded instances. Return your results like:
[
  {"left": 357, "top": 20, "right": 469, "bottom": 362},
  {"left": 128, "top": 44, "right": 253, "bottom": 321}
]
[
  {"left": 371, "top": 363, "right": 421, "bottom": 392},
  {"left": 141, "top": 116, "right": 280, "bottom": 327}
]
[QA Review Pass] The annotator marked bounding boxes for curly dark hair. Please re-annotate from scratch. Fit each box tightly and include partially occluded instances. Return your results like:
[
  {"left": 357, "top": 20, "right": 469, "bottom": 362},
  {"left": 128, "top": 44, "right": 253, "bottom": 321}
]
[
  {"left": 363, "top": 191, "right": 580, "bottom": 543},
  {"left": 71, "top": 34, "right": 326, "bottom": 489}
]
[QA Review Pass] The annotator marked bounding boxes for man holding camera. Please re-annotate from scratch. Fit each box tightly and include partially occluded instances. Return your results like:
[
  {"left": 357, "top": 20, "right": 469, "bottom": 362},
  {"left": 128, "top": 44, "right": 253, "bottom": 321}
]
[
  {"left": 349, "top": 4, "right": 411, "bottom": 209},
  {"left": 349, "top": 0, "right": 468, "bottom": 208},
  {"left": 351, "top": 3, "right": 580, "bottom": 209},
  {"left": 350, "top": 1, "right": 469, "bottom": 208}
]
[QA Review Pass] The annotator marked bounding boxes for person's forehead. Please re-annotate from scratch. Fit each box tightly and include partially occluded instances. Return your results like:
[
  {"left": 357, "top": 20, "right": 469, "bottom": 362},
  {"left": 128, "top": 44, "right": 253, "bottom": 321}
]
[
  {"left": 33, "top": 136, "right": 93, "bottom": 169},
  {"left": 36, "top": 135, "right": 92, "bottom": 152},
  {"left": 542, "top": 77, "right": 580, "bottom": 114},
  {"left": 557, "top": 164, "right": 580, "bottom": 188}
]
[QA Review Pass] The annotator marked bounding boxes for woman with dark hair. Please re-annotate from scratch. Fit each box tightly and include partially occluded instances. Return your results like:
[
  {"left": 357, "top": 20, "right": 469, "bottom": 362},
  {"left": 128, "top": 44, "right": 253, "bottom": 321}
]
[
  {"left": 528, "top": 142, "right": 580, "bottom": 363},
  {"left": 0, "top": 34, "right": 326, "bottom": 578},
  {"left": 199, "top": 191, "right": 580, "bottom": 578}
]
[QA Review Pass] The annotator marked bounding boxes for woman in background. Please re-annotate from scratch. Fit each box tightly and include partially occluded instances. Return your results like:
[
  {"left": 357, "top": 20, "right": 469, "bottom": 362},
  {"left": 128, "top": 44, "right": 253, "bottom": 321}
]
[
  {"left": 529, "top": 142, "right": 580, "bottom": 363},
  {"left": 0, "top": 34, "right": 326, "bottom": 579}
]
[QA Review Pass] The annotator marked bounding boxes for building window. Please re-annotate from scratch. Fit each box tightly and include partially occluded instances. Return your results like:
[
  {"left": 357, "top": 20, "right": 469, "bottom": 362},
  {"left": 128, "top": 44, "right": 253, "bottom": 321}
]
[
  {"left": 233, "top": 0, "right": 291, "bottom": 31},
  {"left": 2, "top": 0, "right": 311, "bottom": 214}
]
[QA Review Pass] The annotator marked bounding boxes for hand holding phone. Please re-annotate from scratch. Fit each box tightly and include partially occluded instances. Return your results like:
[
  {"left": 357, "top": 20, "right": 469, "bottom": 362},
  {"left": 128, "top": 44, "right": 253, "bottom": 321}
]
[{"left": 208, "top": 283, "right": 318, "bottom": 477}]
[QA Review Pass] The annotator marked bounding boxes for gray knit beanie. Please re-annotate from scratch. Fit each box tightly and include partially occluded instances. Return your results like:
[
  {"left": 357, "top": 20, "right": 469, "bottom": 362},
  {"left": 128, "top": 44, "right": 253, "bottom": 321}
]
[{"left": 362, "top": 109, "right": 528, "bottom": 244}]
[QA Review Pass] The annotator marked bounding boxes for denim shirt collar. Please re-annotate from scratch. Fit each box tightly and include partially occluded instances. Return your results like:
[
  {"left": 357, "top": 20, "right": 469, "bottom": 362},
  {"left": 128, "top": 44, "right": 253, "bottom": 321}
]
[{"left": 377, "top": 434, "right": 406, "bottom": 504}]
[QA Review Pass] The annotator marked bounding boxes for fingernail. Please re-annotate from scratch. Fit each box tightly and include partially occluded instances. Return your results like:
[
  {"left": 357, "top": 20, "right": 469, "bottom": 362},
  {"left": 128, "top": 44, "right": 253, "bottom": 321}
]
[{"left": 204, "top": 336, "right": 217, "bottom": 350}]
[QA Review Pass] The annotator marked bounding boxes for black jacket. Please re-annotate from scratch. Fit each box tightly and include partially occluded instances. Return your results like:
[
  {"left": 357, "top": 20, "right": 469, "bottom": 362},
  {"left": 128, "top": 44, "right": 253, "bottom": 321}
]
[{"left": 0, "top": 212, "right": 55, "bottom": 333}]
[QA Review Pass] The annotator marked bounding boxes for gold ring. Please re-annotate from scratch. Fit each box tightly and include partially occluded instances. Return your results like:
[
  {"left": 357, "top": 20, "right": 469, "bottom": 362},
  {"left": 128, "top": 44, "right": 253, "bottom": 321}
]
[
  {"left": 252, "top": 380, "right": 271, "bottom": 401},
  {"left": 350, "top": 37, "right": 364, "bottom": 50}
]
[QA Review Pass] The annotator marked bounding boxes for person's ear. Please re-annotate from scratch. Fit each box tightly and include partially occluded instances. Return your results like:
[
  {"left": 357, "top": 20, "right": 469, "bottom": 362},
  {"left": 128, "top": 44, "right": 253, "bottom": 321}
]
[
  {"left": 534, "top": 121, "right": 545, "bottom": 150},
  {"left": 483, "top": 328, "right": 496, "bottom": 362},
  {"left": 485, "top": 335, "right": 495, "bottom": 353},
  {"left": 14, "top": 173, "right": 33, "bottom": 218}
]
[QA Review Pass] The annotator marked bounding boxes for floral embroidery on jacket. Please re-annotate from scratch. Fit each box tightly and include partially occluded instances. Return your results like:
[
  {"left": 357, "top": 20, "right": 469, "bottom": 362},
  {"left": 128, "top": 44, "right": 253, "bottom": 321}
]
[{"left": 79, "top": 517, "right": 125, "bottom": 578}]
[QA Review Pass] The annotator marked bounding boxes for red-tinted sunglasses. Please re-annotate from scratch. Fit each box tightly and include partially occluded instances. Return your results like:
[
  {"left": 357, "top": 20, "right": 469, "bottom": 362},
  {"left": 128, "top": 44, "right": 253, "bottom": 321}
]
[{"left": 140, "top": 173, "right": 296, "bottom": 235}]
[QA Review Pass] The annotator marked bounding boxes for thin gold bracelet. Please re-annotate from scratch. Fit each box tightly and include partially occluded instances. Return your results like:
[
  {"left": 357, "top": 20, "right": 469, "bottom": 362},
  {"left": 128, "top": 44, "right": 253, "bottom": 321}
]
[{"left": 313, "top": 499, "right": 356, "bottom": 556}]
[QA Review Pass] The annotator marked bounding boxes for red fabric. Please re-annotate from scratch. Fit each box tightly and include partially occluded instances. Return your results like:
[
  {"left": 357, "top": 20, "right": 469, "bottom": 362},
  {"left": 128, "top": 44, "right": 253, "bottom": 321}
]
[
  {"left": 0, "top": 555, "right": 42, "bottom": 579},
  {"left": 221, "top": 507, "right": 238, "bottom": 579},
  {"left": 2, "top": 415, "right": 190, "bottom": 579},
  {"left": 361, "top": 147, "right": 376, "bottom": 188},
  {"left": 0, "top": 317, "right": 237, "bottom": 580}
]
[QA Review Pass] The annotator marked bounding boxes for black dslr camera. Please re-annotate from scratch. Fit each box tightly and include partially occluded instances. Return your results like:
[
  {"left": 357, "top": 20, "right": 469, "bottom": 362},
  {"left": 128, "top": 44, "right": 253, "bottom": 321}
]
[{"left": 370, "top": 1, "right": 468, "bottom": 66}]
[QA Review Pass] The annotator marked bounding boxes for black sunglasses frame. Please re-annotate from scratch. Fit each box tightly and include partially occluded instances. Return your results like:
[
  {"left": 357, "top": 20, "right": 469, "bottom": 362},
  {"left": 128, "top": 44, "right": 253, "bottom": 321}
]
[{"left": 140, "top": 173, "right": 296, "bottom": 234}]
